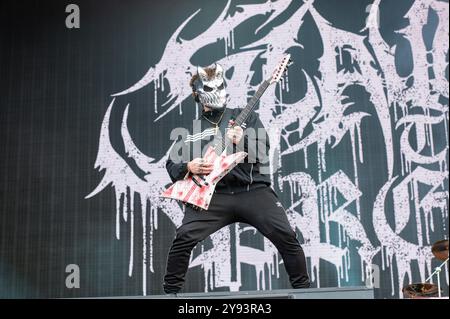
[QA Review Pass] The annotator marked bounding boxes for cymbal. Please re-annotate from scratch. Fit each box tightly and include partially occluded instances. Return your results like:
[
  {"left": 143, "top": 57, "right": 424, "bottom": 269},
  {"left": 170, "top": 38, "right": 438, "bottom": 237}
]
[
  {"left": 402, "top": 283, "right": 439, "bottom": 298},
  {"left": 432, "top": 239, "right": 449, "bottom": 261}
]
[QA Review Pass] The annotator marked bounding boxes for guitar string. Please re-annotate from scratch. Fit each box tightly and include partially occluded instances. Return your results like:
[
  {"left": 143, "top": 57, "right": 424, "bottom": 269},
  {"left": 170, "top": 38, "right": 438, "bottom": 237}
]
[{"left": 214, "top": 79, "right": 270, "bottom": 154}]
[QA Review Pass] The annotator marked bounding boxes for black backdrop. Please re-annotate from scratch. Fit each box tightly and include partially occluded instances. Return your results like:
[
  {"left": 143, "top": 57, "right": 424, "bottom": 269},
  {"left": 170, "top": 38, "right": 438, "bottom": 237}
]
[
  {"left": 0, "top": 0, "right": 448, "bottom": 298},
  {"left": 0, "top": 0, "right": 193, "bottom": 298}
]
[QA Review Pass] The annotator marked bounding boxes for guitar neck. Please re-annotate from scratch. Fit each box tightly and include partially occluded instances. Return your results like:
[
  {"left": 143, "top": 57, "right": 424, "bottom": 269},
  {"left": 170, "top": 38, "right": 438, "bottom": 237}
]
[
  {"left": 215, "top": 79, "right": 270, "bottom": 153},
  {"left": 234, "top": 80, "right": 270, "bottom": 126}
]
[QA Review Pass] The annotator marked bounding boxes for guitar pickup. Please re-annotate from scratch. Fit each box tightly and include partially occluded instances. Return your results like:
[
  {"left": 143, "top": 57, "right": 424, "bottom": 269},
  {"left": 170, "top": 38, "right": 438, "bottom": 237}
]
[{"left": 191, "top": 176, "right": 202, "bottom": 187}]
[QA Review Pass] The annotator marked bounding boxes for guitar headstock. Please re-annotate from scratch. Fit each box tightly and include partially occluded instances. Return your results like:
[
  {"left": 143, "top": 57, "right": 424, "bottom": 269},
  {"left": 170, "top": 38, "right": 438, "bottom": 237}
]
[{"left": 269, "top": 54, "right": 292, "bottom": 85}]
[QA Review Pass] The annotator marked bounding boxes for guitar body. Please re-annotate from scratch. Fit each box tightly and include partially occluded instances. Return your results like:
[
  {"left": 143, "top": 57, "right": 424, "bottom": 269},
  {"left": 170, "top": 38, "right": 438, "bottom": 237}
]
[{"left": 161, "top": 146, "right": 247, "bottom": 210}]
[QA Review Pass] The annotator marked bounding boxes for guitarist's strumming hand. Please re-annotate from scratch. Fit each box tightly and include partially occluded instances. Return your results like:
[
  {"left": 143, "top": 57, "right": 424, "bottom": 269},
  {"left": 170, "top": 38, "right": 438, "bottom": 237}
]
[
  {"left": 226, "top": 119, "right": 243, "bottom": 145},
  {"left": 187, "top": 158, "right": 213, "bottom": 175}
]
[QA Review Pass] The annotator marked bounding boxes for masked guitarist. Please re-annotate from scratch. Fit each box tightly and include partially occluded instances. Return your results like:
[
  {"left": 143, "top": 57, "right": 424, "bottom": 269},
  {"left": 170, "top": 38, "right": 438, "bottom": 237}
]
[{"left": 163, "top": 63, "right": 310, "bottom": 294}]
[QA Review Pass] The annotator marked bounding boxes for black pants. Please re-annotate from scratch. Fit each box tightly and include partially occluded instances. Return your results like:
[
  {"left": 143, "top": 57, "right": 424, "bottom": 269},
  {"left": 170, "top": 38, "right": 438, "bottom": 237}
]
[{"left": 163, "top": 186, "right": 310, "bottom": 293}]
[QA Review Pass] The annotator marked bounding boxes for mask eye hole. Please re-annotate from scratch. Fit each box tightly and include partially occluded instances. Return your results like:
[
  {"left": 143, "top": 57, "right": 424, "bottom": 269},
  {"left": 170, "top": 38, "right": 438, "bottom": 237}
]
[
  {"left": 217, "top": 82, "right": 224, "bottom": 90},
  {"left": 203, "top": 85, "right": 213, "bottom": 92}
]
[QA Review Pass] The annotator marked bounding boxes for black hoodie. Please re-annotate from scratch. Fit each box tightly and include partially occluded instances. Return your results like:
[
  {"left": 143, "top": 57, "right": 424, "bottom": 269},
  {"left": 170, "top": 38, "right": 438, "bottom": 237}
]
[{"left": 166, "top": 107, "right": 271, "bottom": 194}]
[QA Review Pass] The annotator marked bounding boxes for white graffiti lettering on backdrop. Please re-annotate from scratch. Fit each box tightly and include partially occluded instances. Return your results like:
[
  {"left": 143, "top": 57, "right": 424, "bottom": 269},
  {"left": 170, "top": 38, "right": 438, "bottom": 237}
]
[{"left": 86, "top": 0, "right": 449, "bottom": 296}]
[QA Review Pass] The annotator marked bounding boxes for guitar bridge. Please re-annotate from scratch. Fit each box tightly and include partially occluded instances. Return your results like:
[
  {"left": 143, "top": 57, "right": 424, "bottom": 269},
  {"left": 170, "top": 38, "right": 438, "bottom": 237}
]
[
  {"left": 191, "top": 175, "right": 202, "bottom": 187},
  {"left": 197, "top": 175, "right": 209, "bottom": 185}
]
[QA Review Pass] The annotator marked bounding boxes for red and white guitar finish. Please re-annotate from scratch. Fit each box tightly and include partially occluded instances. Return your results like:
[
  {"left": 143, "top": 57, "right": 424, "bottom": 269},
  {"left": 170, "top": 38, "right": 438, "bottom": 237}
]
[{"left": 162, "top": 54, "right": 292, "bottom": 210}]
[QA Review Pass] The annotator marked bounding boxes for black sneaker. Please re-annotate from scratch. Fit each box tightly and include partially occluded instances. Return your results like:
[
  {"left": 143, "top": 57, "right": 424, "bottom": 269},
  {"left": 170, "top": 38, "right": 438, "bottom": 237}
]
[{"left": 164, "top": 292, "right": 178, "bottom": 297}]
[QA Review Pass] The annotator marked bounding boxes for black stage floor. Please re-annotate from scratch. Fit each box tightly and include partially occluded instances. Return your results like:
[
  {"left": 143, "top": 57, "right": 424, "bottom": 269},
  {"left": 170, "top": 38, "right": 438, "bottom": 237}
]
[{"left": 97, "top": 286, "right": 374, "bottom": 299}]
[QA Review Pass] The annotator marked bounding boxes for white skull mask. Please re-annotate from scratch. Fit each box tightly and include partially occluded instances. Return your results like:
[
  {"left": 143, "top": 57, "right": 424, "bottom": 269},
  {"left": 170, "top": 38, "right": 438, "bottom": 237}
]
[{"left": 194, "top": 63, "right": 227, "bottom": 109}]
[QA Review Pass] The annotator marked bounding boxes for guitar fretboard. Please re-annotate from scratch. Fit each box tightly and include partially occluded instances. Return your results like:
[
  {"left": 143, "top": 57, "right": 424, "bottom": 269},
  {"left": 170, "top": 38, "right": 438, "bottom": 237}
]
[{"left": 215, "top": 79, "right": 270, "bottom": 153}]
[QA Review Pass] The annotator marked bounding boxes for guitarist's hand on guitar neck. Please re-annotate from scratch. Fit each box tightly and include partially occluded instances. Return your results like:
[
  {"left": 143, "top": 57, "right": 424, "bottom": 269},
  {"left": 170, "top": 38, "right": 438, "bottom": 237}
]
[
  {"left": 226, "top": 119, "right": 243, "bottom": 145},
  {"left": 187, "top": 158, "right": 213, "bottom": 175}
]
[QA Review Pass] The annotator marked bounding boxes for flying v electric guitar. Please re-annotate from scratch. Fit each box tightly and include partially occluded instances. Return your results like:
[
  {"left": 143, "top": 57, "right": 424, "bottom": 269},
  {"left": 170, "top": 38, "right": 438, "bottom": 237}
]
[{"left": 161, "top": 54, "right": 292, "bottom": 210}]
